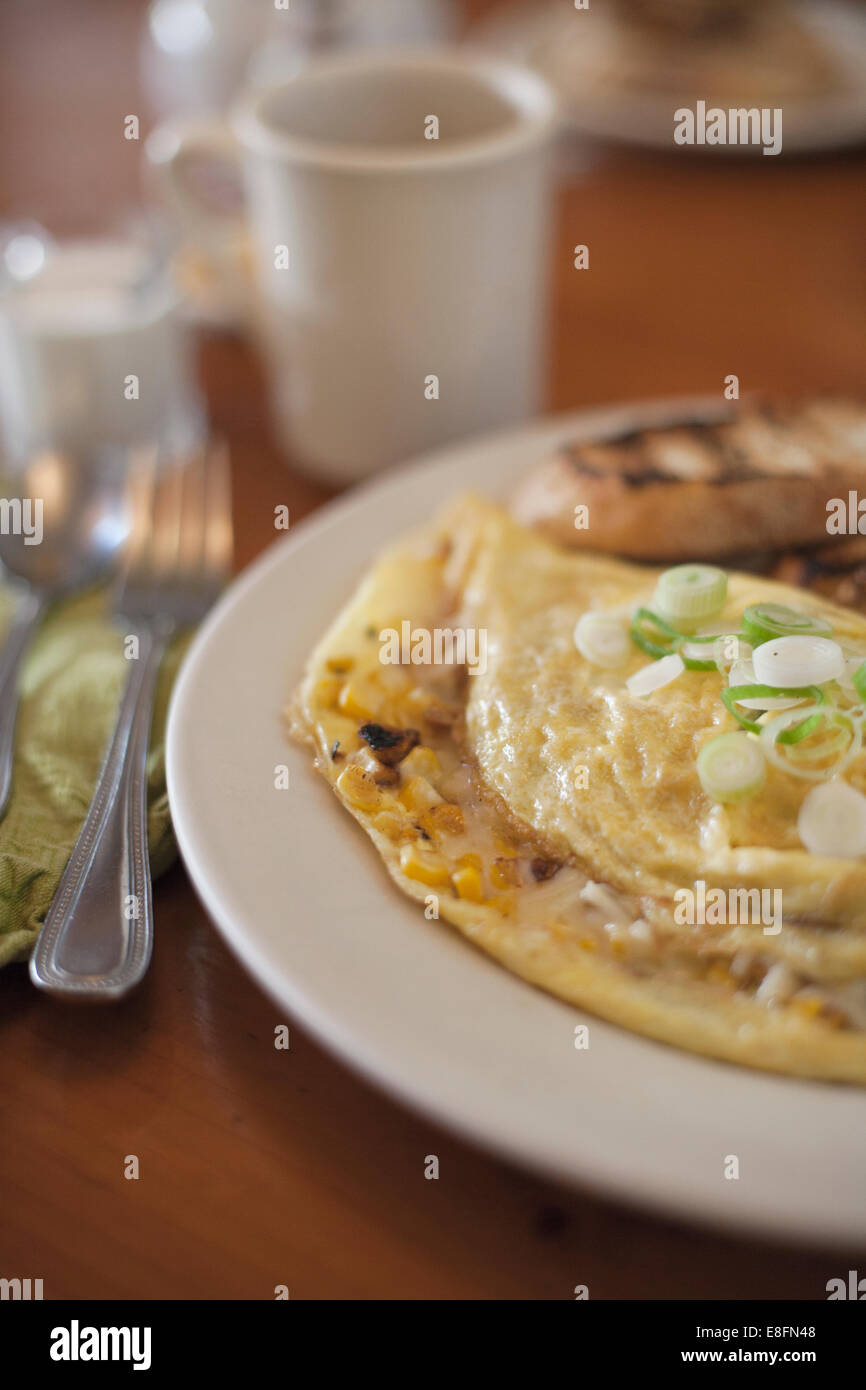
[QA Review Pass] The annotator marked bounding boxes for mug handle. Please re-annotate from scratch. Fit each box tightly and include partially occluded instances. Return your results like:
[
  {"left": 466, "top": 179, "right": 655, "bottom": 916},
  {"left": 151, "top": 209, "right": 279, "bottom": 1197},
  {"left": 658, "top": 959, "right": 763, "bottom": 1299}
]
[{"left": 144, "top": 118, "right": 245, "bottom": 251}]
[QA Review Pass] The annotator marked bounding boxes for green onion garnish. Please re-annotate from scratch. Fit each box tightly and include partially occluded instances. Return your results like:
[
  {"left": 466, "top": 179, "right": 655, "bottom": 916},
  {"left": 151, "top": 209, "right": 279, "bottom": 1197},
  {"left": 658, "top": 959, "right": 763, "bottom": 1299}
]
[
  {"left": 654, "top": 564, "right": 728, "bottom": 624},
  {"left": 742, "top": 603, "right": 833, "bottom": 648},
  {"left": 681, "top": 652, "right": 721, "bottom": 672},
  {"left": 722, "top": 684, "right": 825, "bottom": 740},
  {"left": 760, "top": 705, "right": 861, "bottom": 782},
  {"left": 630, "top": 607, "right": 682, "bottom": 659},
  {"left": 697, "top": 732, "right": 766, "bottom": 803},
  {"left": 784, "top": 723, "right": 850, "bottom": 763},
  {"left": 853, "top": 661, "right": 866, "bottom": 702},
  {"left": 681, "top": 631, "right": 748, "bottom": 671},
  {"left": 630, "top": 608, "right": 718, "bottom": 669}
]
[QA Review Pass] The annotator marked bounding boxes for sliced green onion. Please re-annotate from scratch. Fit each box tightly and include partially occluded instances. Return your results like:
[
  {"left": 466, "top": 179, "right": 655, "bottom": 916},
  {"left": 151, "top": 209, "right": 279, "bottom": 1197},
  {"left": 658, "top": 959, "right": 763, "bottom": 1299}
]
[
  {"left": 742, "top": 602, "right": 833, "bottom": 647},
  {"left": 726, "top": 659, "right": 806, "bottom": 710},
  {"left": 713, "top": 634, "right": 752, "bottom": 672},
  {"left": 679, "top": 627, "right": 752, "bottom": 671},
  {"left": 697, "top": 732, "right": 766, "bottom": 803},
  {"left": 574, "top": 613, "right": 630, "bottom": 668},
  {"left": 684, "top": 629, "right": 744, "bottom": 644},
  {"left": 690, "top": 623, "right": 739, "bottom": 640},
  {"left": 760, "top": 705, "right": 861, "bottom": 782},
  {"left": 626, "top": 652, "right": 684, "bottom": 697},
  {"left": 722, "top": 684, "right": 825, "bottom": 737},
  {"left": 854, "top": 661, "right": 866, "bottom": 702},
  {"left": 776, "top": 709, "right": 829, "bottom": 746},
  {"left": 655, "top": 565, "right": 728, "bottom": 622},
  {"left": 798, "top": 781, "right": 866, "bottom": 857},
  {"left": 677, "top": 640, "right": 718, "bottom": 670},
  {"left": 752, "top": 635, "right": 844, "bottom": 688},
  {"left": 785, "top": 724, "right": 850, "bottom": 762},
  {"left": 630, "top": 607, "right": 682, "bottom": 659},
  {"left": 678, "top": 634, "right": 734, "bottom": 671},
  {"left": 630, "top": 608, "right": 721, "bottom": 670}
]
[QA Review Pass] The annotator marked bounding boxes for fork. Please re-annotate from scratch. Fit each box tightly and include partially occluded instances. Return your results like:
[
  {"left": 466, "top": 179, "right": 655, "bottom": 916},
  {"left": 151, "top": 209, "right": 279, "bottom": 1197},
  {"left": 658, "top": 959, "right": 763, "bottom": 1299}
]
[{"left": 29, "top": 441, "right": 233, "bottom": 1000}]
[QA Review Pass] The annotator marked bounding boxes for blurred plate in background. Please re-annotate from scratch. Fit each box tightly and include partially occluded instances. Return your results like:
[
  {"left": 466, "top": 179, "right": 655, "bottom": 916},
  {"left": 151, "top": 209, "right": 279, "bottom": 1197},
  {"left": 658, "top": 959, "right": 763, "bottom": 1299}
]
[{"left": 473, "top": 0, "right": 866, "bottom": 155}]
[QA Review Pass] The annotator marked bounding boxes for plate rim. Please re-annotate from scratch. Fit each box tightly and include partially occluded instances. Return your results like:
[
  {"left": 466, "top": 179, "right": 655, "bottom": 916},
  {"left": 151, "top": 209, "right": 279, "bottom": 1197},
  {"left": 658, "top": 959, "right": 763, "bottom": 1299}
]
[{"left": 471, "top": 0, "right": 866, "bottom": 156}]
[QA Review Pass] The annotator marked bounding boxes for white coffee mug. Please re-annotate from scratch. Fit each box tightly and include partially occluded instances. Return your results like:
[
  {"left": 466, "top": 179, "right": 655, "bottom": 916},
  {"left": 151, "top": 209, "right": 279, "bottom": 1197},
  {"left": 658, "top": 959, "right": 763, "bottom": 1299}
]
[{"left": 149, "top": 48, "right": 557, "bottom": 483}]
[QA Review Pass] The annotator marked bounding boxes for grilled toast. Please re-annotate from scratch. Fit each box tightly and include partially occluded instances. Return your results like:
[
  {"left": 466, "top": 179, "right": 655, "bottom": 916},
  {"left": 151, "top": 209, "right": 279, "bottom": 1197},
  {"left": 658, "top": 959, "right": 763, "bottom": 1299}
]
[{"left": 510, "top": 398, "right": 866, "bottom": 562}]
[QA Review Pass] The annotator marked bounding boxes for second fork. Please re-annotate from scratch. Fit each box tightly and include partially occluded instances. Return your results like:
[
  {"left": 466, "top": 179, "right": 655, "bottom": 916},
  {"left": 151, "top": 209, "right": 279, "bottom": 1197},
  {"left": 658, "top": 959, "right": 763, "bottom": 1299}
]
[{"left": 29, "top": 441, "right": 232, "bottom": 1000}]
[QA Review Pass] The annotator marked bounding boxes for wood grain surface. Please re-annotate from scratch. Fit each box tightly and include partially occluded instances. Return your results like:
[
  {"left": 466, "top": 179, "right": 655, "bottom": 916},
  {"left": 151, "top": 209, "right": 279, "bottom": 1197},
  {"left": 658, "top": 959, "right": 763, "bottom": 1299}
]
[{"left": 0, "top": 0, "right": 865, "bottom": 1299}]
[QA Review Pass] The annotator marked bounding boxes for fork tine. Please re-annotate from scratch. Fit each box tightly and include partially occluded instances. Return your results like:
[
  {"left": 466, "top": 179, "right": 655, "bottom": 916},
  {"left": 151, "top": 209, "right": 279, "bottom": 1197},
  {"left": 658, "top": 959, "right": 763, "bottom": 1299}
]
[
  {"left": 176, "top": 445, "right": 207, "bottom": 579},
  {"left": 202, "top": 438, "right": 233, "bottom": 582},
  {"left": 115, "top": 439, "right": 232, "bottom": 633},
  {"left": 150, "top": 454, "right": 185, "bottom": 579},
  {"left": 122, "top": 446, "right": 159, "bottom": 581}
]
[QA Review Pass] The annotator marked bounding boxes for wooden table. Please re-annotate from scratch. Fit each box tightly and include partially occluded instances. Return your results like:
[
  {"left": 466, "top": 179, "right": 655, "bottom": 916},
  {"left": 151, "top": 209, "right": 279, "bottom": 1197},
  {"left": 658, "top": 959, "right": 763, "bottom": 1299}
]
[{"left": 1, "top": 0, "right": 865, "bottom": 1300}]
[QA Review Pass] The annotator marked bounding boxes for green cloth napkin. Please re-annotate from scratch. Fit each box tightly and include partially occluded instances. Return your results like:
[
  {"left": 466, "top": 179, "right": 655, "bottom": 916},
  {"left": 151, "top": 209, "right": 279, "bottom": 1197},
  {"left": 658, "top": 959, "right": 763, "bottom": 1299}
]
[{"left": 0, "top": 588, "right": 188, "bottom": 966}]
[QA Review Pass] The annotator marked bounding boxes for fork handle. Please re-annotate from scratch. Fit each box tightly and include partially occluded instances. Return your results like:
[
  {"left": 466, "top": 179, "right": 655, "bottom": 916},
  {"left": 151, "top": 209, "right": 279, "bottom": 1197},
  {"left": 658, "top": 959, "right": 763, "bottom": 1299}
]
[
  {"left": 0, "top": 589, "right": 48, "bottom": 819},
  {"left": 30, "top": 625, "right": 168, "bottom": 1000}
]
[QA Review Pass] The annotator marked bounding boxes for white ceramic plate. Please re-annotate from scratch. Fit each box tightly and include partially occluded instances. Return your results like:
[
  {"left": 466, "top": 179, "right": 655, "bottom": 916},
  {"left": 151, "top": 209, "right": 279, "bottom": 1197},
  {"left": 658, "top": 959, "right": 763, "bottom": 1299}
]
[
  {"left": 167, "top": 397, "right": 866, "bottom": 1248},
  {"left": 473, "top": 0, "right": 866, "bottom": 156}
]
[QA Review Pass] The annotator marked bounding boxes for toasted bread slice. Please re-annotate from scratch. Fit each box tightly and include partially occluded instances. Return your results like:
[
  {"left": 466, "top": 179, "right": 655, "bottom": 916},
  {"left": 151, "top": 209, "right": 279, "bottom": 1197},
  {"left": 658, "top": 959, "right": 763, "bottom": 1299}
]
[
  {"left": 773, "top": 535, "right": 866, "bottom": 611},
  {"left": 511, "top": 398, "right": 866, "bottom": 561}
]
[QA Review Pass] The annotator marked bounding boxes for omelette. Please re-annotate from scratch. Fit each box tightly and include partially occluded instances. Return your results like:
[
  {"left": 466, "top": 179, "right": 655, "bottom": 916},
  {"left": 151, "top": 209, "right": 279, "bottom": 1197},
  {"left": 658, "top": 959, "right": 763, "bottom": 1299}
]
[{"left": 289, "top": 495, "right": 866, "bottom": 1083}]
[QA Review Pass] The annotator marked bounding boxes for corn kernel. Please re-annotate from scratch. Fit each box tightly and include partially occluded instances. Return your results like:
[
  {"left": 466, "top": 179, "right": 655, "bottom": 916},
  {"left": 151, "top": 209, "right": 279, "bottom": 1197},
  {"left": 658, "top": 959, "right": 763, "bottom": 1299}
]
[
  {"left": 400, "top": 776, "right": 443, "bottom": 813},
  {"left": 326, "top": 655, "right": 355, "bottom": 675},
  {"left": 579, "top": 936, "right": 597, "bottom": 952},
  {"left": 338, "top": 681, "right": 376, "bottom": 720},
  {"left": 458, "top": 852, "right": 482, "bottom": 871},
  {"left": 401, "top": 745, "right": 441, "bottom": 779},
  {"left": 490, "top": 857, "right": 521, "bottom": 889},
  {"left": 791, "top": 995, "right": 824, "bottom": 1020},
  {"left": 452, "top": 863, "right": 483, "bottom": 902},
  {"left": 422, "top": 803, "right": 465, "bottom": 837},
  {"left": 375, "top": 807, "right": 411, "bottom": 840},
  {"left": 399, "top": 843, "right": 451, "bottom": 887},
  {"left": 336, "top": 763, "right": 381, "bottom": 811},
  {"left": 313, "top": 676, "right": 342, "bottom": 709},
  {"left": 791, "top": 995, "right": 844, "bottom": 1029},
  {"left": 354, "top": 747, "right": 400, "bottom": 787}
]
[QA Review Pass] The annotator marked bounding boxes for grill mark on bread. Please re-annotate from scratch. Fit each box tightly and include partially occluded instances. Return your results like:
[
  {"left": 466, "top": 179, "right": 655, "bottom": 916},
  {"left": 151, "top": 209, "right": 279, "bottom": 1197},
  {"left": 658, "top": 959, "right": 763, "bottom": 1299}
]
[
  {"left": 563, "top": 402, "right": 865, "bottom": 490},
  {"left": 563, "top": 418, "right": 717, "bottom": 479},
  {"left": 511, "top": 397, "right": 866, "bottom": 561},
  {"left": 691, "top": 425, "right": 757, "bottom": 479},
  {"left": 567, "top": 422, "right": 764, "bottom": 488}
]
